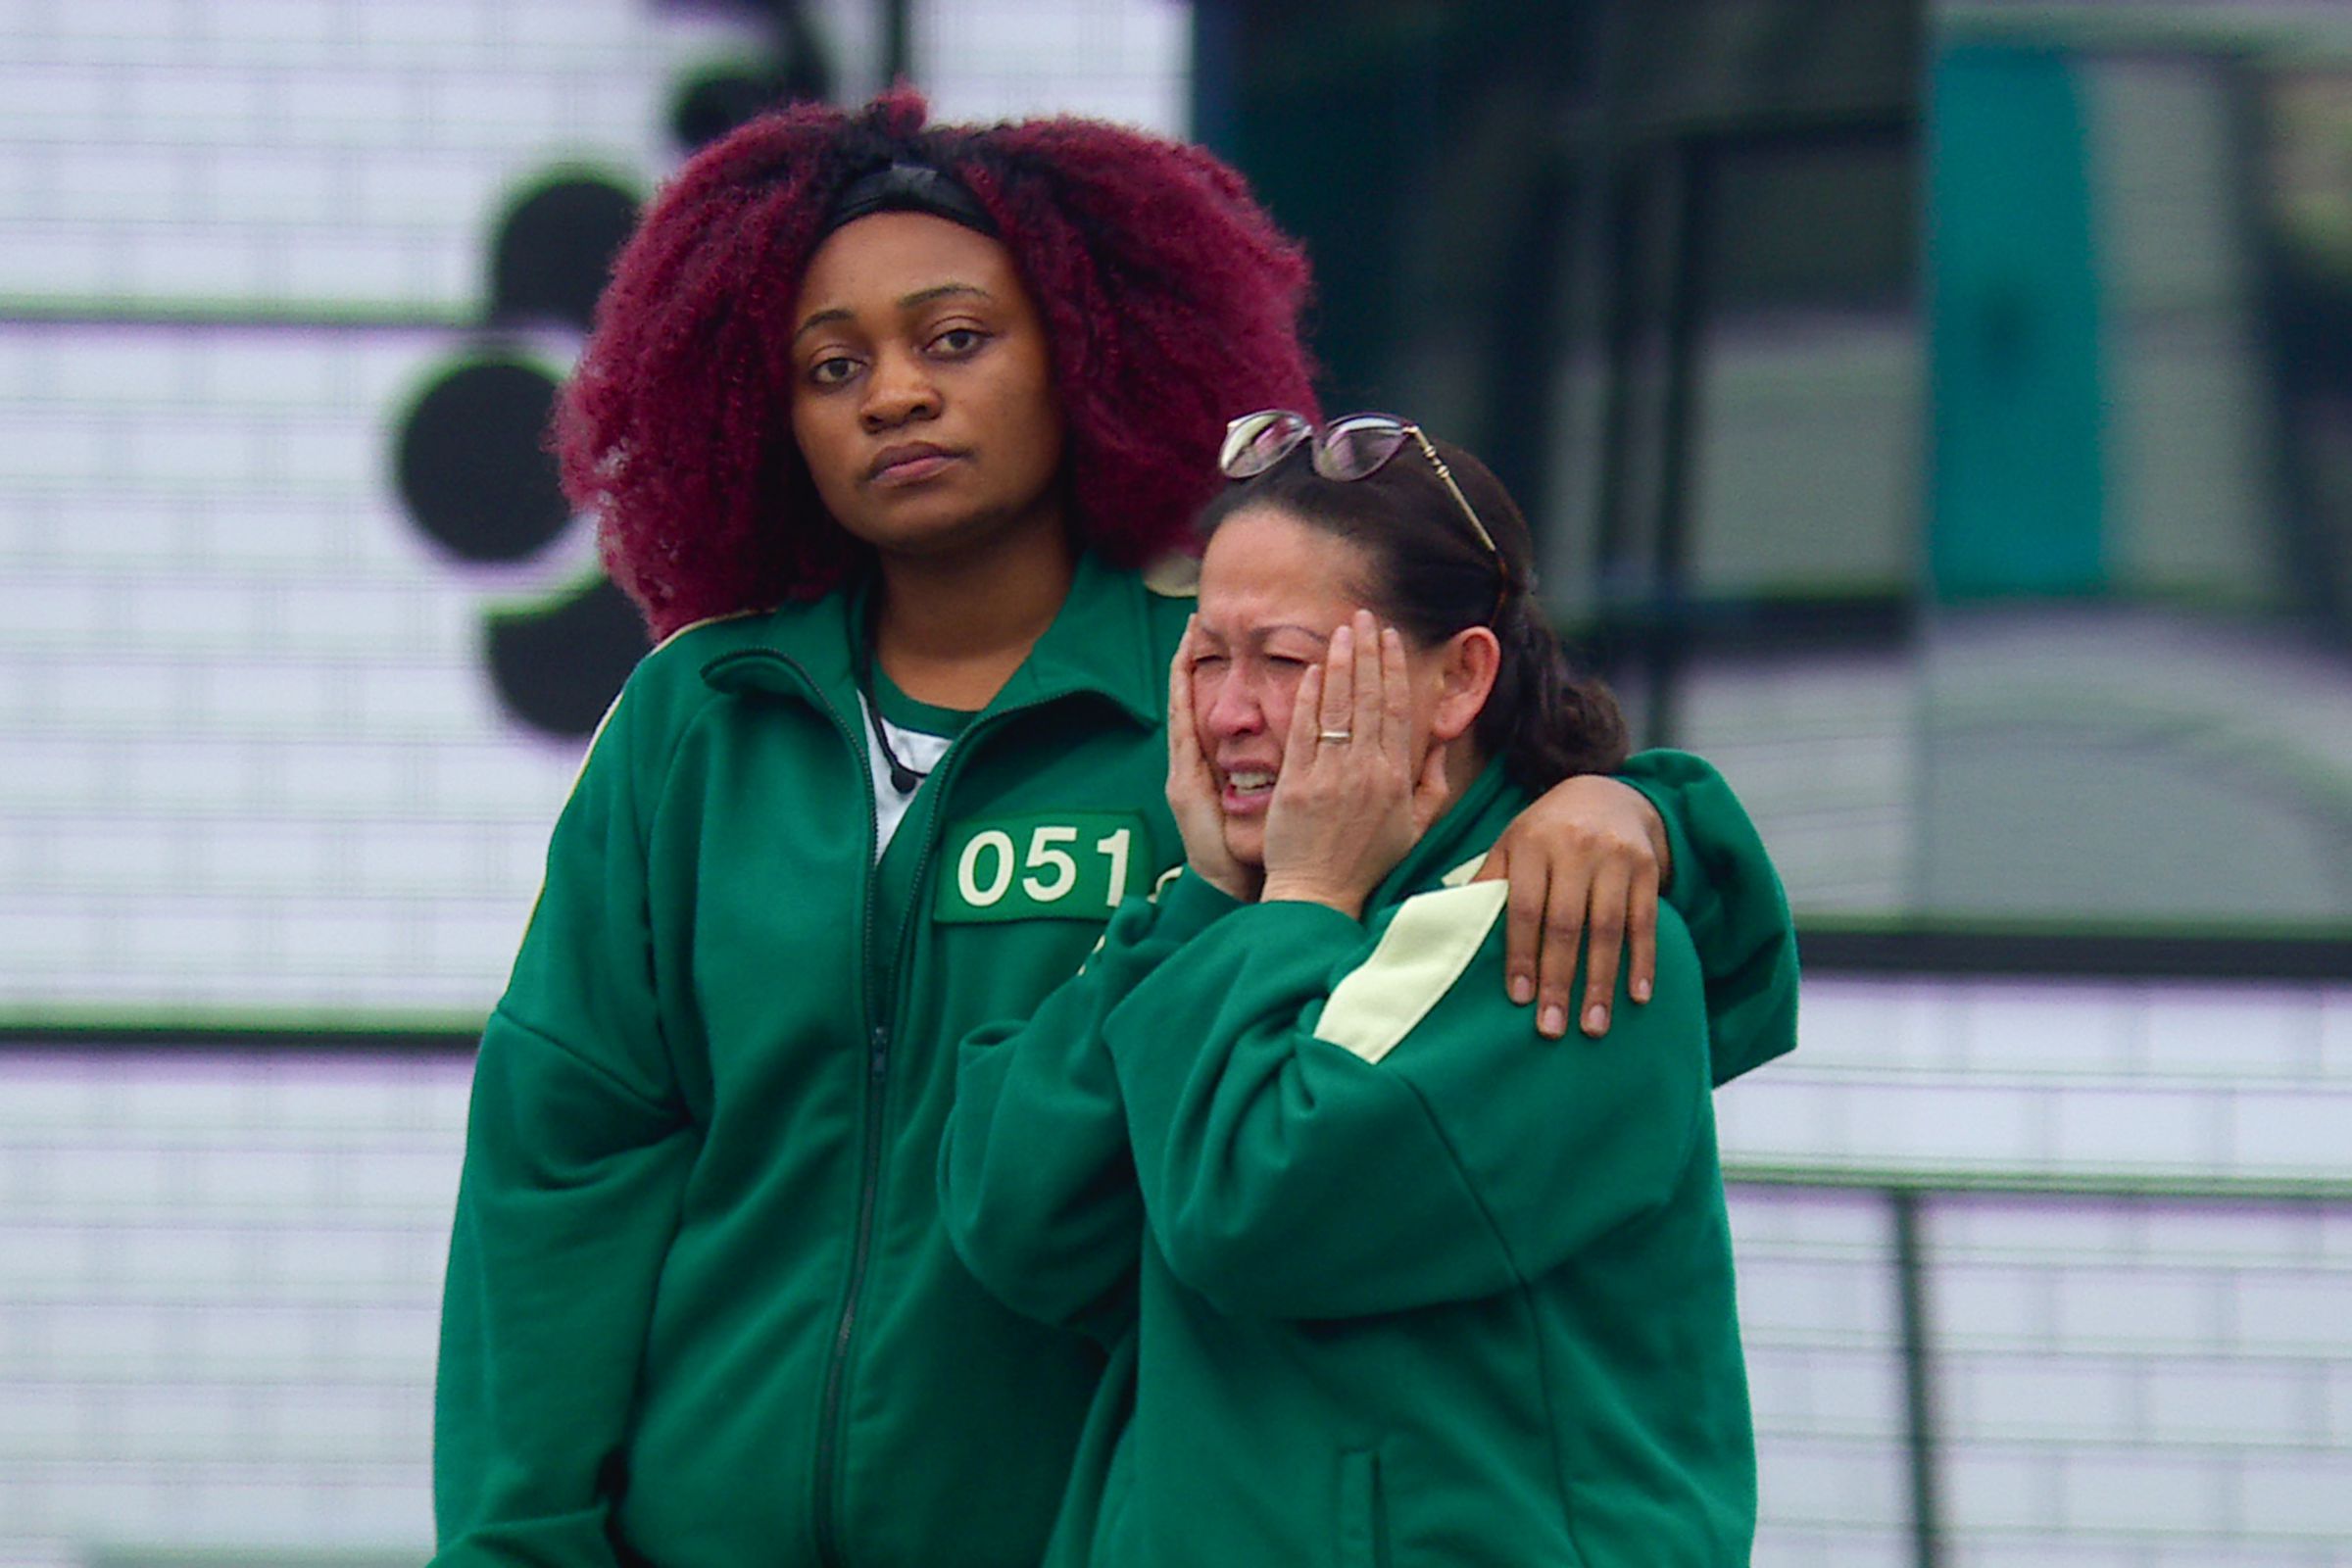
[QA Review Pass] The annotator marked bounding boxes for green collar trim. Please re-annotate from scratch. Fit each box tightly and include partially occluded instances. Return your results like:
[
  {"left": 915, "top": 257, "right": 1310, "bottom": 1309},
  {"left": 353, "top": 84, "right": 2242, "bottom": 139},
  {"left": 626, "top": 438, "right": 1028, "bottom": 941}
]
[
  {"left": 869, "top": 665, "right": 974, "bottom": 738},
  {"left": 976, "top": 551, "right": 1165, "bottom": 730}
]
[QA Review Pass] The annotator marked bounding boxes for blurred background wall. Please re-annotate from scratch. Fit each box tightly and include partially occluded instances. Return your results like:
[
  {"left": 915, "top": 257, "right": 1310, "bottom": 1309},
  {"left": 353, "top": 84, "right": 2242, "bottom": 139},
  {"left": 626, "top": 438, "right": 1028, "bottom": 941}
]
[{"left": 0, "top": 2, "right": 2346, "bottom": 1565}]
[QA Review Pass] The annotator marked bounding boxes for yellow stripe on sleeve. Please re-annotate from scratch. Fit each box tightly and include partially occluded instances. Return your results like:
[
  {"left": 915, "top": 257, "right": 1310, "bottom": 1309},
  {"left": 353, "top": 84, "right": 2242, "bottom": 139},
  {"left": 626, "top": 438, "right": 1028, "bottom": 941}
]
[
  {"left": 1312, "top": 881, "right": 1510, "bottom": 1065},
  {"left": 1439, "top": 853, "right": 1490, "bottom": 888}
]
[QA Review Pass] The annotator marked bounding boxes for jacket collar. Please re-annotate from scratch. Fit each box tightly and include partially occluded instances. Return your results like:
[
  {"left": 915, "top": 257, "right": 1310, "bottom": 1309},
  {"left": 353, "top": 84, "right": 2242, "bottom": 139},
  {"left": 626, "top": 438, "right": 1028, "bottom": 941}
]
[
  {"left": 696, "top": 551, "right": 1166, "bottom": 733},
  {"left": 1370, "top": 758, "right": 1520, "bottom": 907},
  {"left": 988, "top": 550, "right": 1166, "bottom": 731}
]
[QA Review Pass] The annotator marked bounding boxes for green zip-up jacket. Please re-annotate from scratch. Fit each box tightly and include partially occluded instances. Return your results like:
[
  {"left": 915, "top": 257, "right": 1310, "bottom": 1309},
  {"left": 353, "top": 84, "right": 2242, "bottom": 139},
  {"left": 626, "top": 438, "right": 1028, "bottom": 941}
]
[
  {"left": 941, "top": 760, "right": 1787, "bottom": 1567},
  {"left": 433, "top": 552, "right": 1796, "bottom": 1568}
]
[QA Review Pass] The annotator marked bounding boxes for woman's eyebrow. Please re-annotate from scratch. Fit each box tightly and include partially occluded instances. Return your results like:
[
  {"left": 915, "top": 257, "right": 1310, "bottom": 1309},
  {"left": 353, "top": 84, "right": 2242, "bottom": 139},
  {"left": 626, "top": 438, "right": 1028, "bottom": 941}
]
[
  {"left": 792, "top": 307, "right": 852, "bottom": 344},
  {"left": 793, "top": 283, "right": 995, "bottom": 345},
  {"left": 900, "top": 282, "right": 992, "bottom": 310}
]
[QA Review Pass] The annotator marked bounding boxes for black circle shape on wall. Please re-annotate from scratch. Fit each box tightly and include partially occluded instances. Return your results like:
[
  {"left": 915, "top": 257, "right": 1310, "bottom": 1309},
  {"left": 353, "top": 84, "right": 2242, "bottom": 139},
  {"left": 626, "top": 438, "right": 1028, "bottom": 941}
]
[
  {"left": 490, "top": 175, "right": 641, "bottom": 331},
  {"left": 394, "top": 358, "right": 571, "bottom": 564},
  {"left": 669, "top": 51, "right": 833, "bottom": 153},
  {"left": 671, "top": 64, "right": 796, "bottom": 151},
  {"left": 486, "top": 574, "right": 650, "bottom": 737}
]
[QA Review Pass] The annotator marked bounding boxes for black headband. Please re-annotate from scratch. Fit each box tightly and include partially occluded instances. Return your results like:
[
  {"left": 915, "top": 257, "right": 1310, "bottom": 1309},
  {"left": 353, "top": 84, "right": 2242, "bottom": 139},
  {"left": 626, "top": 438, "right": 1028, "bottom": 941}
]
[{"left": 819, "top": 160, "right": 999, "bottom": 240}]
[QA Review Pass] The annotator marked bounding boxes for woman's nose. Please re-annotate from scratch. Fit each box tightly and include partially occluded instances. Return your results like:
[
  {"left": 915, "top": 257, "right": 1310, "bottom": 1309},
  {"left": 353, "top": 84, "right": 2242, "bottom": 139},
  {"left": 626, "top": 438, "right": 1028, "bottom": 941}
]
[
  {"left": 1200, "top": 670, "right": 1264, "bottom": 737},
  {"left": 860, "top": 348, "right": 939, "bottom": 429}
]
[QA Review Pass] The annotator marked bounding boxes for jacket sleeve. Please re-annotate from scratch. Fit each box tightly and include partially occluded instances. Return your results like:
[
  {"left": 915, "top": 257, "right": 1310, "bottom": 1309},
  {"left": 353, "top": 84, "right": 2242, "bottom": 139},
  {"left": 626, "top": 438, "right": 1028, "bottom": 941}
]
[
  {"left": 1101, "top": 889, "right": 1713, "bottom": 1321},
  {"left": 1616, "top": 748, "right": 1800, "bottom": 1085},
  {"left": 432, "top": 687, "right": 695, "bottom": 1567},
  {"left": 939, "top": 872, "right": 1240, "bottom": 1341}
]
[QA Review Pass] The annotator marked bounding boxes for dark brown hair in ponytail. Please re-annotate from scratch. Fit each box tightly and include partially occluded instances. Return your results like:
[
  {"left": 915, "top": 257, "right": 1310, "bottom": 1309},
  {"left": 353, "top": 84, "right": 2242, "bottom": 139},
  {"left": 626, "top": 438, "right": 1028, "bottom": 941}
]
[{"left": 1196, "top": 429, "right": 1627, "bottom": 791}]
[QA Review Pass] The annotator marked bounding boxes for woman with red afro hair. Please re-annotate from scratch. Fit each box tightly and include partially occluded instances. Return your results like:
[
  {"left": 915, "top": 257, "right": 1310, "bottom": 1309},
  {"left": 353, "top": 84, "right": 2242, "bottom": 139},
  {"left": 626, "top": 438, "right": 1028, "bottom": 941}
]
[
  {"left": 432, "top": 89, "right": 1776, "bottom": 1568},
  {"left": 561, "top": 88, "right": 1319, "bottom": 636}
]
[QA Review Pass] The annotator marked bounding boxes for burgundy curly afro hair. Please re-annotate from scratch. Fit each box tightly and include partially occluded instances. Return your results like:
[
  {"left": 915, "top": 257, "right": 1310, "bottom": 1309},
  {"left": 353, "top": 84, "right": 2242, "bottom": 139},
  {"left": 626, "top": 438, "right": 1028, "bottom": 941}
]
[{"left": 557, "top": 89, "right": 1320, "bottom": 640}]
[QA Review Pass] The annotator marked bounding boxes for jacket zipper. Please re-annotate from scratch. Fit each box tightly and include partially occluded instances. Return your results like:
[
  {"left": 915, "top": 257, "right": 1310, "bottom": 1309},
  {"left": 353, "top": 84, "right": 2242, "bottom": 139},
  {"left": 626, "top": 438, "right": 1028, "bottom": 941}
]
[
  {"left": 811, "top": 1010, "right": 889, "bottom": 1568},
  {"left": 806, "top": 666, "right": 1017, "bottom": 1567},
  {"left": 725, "top": 653, "right": 873, "bottom": 1568}
]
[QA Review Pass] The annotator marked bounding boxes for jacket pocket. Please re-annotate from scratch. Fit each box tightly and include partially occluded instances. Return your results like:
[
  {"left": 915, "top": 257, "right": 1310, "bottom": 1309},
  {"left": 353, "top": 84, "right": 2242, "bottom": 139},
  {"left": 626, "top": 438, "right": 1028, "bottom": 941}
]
[{"left": 1336, "top": 1449, "right": 1387, "bottom": 1568}]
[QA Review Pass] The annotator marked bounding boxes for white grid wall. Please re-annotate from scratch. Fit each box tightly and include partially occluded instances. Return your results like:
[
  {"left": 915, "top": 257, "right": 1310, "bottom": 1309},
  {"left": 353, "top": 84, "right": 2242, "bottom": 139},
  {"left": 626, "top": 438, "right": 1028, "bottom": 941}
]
[
  {"left": 1, "top": 1051, "right": 465, "bottom": 1564},
  {"left": 0, "top": 320, "right": 591, "bottom": 1019},
  {"left": 0, "top": 0, "right": 735, "bottom": 315},
  {"left": 1730, "top": 976, "right": 2352, "bottom": 1568}
]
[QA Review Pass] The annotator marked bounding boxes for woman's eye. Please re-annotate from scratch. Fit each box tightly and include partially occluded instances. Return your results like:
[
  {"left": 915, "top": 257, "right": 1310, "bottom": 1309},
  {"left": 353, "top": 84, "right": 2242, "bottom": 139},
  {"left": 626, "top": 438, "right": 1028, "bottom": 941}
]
[
  {"left": 931, "top": 326, "right": 986, "bottom": 357},
  {"left": 808, "top": 355, "right": 859, "bottom": 387},
  {"left": 1267, "top": 655, "right": 1310, "bottom": 671},
  {"left": 1191, "top": 654, "right": 1229, "bottom": 671}
]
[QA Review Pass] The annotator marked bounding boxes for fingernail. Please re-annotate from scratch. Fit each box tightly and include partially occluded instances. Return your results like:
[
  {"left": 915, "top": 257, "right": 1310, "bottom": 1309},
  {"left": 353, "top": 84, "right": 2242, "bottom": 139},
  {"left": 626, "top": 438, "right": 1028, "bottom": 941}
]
[
  {"left": 1633, "top": 977, "right": 1651, "bottom": 1003},
  {"left": 1510, "top": 976, "right": 1533, "bottom": 1005},
  {"left": 1584, "top": 1004, "right": 1608, "bottom": 1036},
  {"left": 1539, "top": 1004, "right": 1565, "bottom": 1037}
]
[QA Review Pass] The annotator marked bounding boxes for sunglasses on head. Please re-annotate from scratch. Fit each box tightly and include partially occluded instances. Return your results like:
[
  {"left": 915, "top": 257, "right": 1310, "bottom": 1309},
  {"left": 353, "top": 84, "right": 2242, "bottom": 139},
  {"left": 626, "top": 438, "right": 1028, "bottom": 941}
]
[{"left": 1217, "top": 410, "right": 1503, "bottom": 565}]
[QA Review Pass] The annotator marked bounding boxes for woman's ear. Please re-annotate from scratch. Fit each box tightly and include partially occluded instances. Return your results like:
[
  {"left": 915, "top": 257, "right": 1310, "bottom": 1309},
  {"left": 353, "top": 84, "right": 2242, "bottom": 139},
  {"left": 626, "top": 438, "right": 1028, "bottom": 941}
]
[{"left": 1426, "top": 626, "right": 1500, "bottom": 743}]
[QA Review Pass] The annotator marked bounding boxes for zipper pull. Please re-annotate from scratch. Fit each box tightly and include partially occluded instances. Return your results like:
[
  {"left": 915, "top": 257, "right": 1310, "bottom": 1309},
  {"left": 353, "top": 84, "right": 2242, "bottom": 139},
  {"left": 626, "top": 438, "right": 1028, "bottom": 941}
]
[{"left": 870, "top": 1025, "right": 888, "bottom": 1080}]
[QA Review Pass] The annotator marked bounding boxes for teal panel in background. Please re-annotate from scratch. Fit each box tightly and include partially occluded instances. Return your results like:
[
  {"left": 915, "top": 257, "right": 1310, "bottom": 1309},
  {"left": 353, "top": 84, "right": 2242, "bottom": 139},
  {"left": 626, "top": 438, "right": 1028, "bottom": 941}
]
[{"left": 1929, "top": 45, "right": 2107, "bottom": 599}]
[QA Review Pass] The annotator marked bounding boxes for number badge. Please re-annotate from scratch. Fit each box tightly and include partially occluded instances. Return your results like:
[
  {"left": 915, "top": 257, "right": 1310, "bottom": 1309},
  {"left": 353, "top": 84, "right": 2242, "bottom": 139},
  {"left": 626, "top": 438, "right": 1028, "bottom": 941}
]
[{"left": 934, "top": 813, "right": 1153, "bottom": 924}]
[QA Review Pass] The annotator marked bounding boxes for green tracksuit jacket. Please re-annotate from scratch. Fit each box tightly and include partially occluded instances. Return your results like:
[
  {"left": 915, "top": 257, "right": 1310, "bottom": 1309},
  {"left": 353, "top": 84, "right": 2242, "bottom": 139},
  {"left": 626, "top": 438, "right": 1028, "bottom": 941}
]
[
  {"left": 433, "top": 550, "right": 1796, "bottom": 1568},
  {"left": 941, "top": 760, "right": 1789, "bottom": 1567}
]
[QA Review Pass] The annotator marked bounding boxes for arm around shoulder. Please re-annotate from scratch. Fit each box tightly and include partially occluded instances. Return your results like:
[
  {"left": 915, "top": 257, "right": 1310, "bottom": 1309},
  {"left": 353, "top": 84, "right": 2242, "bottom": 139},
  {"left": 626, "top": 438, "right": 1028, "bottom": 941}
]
[{"left": 1615, "top": 749, "right": 1799, "bottom": 1084}]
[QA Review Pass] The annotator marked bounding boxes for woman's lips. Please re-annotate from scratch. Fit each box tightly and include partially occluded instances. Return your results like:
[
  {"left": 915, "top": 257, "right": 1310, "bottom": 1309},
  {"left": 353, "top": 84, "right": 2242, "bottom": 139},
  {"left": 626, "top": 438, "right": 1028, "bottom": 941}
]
[
  {"left": 868, "top": 444, "right": 961, "bottom": 486},
  {"left": 1218, "top": 766, "right": 1277, "bottom": 815}
]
